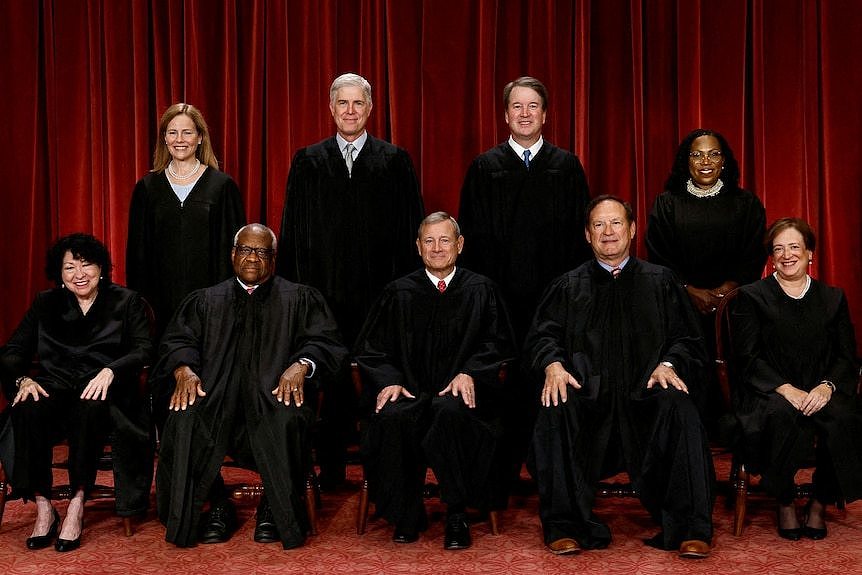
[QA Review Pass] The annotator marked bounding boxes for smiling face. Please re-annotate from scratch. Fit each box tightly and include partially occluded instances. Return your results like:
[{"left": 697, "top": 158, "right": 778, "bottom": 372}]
[
  {"left": 164, "top": 114, "right": 202, "bottom": 163},
  {"left": 416, "top": 220, "right": 464, "bottom": 279},
  {"left": 329, "top": 85, "right": 372, "bottom": 141},
  {"left": 584, "top": 199, "right": 636, "bottom": 267},
  {"left": 771, "top": 227, "right": 812, "bottom": 283},
  {"left": 504, "top": 86, "right": 546, "bottom": 147},
  {"left": 61, "top": 251, "right": 101, "bottom": 301},
  {"left": 688, "top": 135, "right": 725, "bottom": 189},
  {"left": 232, "top": 227, "right": 275, "bottom": 286}
]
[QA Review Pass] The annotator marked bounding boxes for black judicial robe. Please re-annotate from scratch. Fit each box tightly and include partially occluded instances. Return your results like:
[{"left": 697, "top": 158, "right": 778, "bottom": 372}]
[
  {"left": 731, "top": 276, "right": 862, "bottom": 503},
  {"left": 127, "top": 169, "right": 246, "bottom": 336},
  {"left": 458, "top": 141, "right": 591, "bottom": 340},
  {"left": 526, "top": 258, "right": 713, "bottom": 548},
  {"left": 152, "top": 276, "right": 347, "bottom": 548},
  {"left": 278, "top": 135, "right": 424, "bottom": 346},
  {"left": 646, "top": 186, "right": 766, "bottom": 291},
  {"left": 355, "top": 268, "right": 517, "bottom": 526},
  {"left": 0, "top": 285, "right": 154, "bottom": 515}
]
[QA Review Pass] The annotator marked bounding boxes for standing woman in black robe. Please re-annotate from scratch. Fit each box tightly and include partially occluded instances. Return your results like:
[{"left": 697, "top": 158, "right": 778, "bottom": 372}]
[
  {"left": 127, "top": 103, "right": 246, "bottom": 338},
  {"left": 731, "top": 218, "right": 862, "bottom": 540},
  {"left": 0, "top": 234, "right": 153, "bottom": 552},
  {"left": 646, "top": 129, "right": 766, "bottom": 420}
]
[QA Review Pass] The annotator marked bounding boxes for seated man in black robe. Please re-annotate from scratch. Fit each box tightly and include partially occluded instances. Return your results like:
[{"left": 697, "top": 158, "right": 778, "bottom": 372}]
[
  {"left": 355, "top": 212, "right": 516, "bottom": 550},
  {"left": 153, "top": 223, "right": 347, "bottom": 549},
  {"left": 526, "top": 195, "right": 714, "bottom": 559}
]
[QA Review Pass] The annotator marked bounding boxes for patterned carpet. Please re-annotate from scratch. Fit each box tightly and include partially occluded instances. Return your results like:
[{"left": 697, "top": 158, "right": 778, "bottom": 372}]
[{"left": 1, "top": 452, "right": 860, "bottom": 575}]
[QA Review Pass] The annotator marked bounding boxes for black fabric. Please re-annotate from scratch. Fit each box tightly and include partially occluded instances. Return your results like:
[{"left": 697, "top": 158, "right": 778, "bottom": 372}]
[
  {"left": 645, "top": 186, "right": 766, "bottom": 291},
  {"left": 731, "top": 276, "right": 862, "bottom": 504},
  {"left": 151, "top": 276, "right": 347, "bottom": 549},
  {"left": 458, "top": 141, "right": 591, "bottom": 342},
  {"left": 277, "top": 135, "right": 424, "bottom": 482},
  {"left": 0, "top": 285, "right": 154, "bottom": 515},
  {"left": 525, "top": 258, "right": 714, "bottom": 549},
  {"left": 355, "top": 268, "right": 516, "bottom": 529},
  {"left": 277, "top": 135, "right": 424, "bottom": 347},
  {"left": 127, "top": 168, "right": 246, "bottom": 337}
]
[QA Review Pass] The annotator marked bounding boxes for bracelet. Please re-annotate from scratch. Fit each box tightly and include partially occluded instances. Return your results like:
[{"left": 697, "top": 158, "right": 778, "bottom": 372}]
[{"left": 821, "top": 380, "right": 836, "bottom": 392}]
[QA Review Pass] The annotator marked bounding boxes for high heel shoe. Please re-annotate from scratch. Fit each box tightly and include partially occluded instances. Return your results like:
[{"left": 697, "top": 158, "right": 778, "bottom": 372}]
[
  {"left": 802, "top": 500, "right": 828, "bottom": 540},
  {"left": 55, "top": 518, "right": 83, "bottom": 552},
  {"left": 776, "top": 505, "right": 802, "bottom": 541},
  {"left": 26, "top": 508, "right": 60, "bottom": 550}
]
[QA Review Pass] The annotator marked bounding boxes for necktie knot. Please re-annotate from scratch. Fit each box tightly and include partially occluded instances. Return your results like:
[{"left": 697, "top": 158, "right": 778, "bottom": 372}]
[
  {"left": 437, "top": 279, "right": 446, "bottom": 293},
  {"left": 247, "top": 286, "right": 255, "bottom": 294},
  {"left": 523, "top": 149, "right": 531, "bottom": 168},
  {"left": 611, "top": 267, "right": 621, "bottom": 279},
  {"left": 345, "top": 143, "right": 355, "bottom": 176}
]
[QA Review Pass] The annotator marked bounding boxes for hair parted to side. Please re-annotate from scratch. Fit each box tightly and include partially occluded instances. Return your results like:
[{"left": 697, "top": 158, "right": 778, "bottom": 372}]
[
  {"left": 765, "top": 217, "right": 816, "bottom": 253},
  {"left": 503, "top": 76, "right": 548, "bottom": 109},
  {"left": 418, "top": 211, "right": 461, "bottom": 238},
  {"left": 584, "top": 194, "right": 635, "bottom": 228},
  {"left": 329, "top": 73, "right": 372, "bottom": 105}
]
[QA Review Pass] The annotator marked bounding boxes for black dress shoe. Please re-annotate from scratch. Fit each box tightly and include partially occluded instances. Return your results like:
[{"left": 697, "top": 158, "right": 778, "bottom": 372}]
[
  {"left": 254, "top": 501, "right": 280, "bottom": 543},
  {"left": 392, "top": 528, "right": 419, "bottom": 544},
  {"left": 778, "top": 526, "right": 802, "bottom": 541},
  {"left": 444, "top": 513, "right": 471, "bottom": 550},
  {"left": 55, "top": 516, "right": 83, "bottom": 553},
  {"left": 200, "top": 501, "right": 237, "bottom": 544},
  {"left": 26, "top": 508, "right": 60, "bottom": 550},
  {"left": 802, "top": 525, "right": 827, "bottom": 540}
]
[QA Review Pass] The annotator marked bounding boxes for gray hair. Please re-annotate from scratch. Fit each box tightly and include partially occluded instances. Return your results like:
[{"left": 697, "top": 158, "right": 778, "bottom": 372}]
[
  {"left": 329, "top": 73, "right": 372, "bottom": 106},
  {"left": 234, "top": 223, "right": 278, "bottom": 251},
  {"left": 418, "top": 211, "right": 461, "bottom": 238}
]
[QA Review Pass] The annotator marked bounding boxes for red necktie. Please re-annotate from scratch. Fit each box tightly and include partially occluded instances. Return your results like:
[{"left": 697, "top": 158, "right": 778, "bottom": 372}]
[
  {"left": 611, "top": 267, "right": 621, "bottom": 279},
  {"left": 247, "top": 286, "right": 255, "bottom": 294},
  {"left": 437, "top": 280, "right": 446, "bottom": 293}
]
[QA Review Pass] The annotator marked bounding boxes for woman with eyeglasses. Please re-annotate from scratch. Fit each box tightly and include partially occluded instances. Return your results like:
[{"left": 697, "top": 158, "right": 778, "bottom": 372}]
[
  {"left": 0, "top": 233, "right": 154, "bottom": 552},
  {"left": 127, "top": 103, "right": 246, "bottom": 339},
  {"left": 731, "top": 218, "right": 862, "bottom": 540},
  {"left": 646, "top": 129, "right": 767, "bottom": 430}
]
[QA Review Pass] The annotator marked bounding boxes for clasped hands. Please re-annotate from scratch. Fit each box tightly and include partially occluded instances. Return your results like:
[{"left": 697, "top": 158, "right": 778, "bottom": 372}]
[
  {"left": 13, "top": 367, "right": 115, "bottom": 405},
  {"left": 687, "top": 281, "right": 738, "bottom": 315},
  {"left": 375, "top": 373, "right": 476, "bottom": 413},
  {"left": 776, "top": 382, "right": 832, "bottom": 416},
  {"left": 540, "top": 361, "right": 688, "bottom": 407},
  {"left": 169, "top": 362, "right": 309, "bottom": 411}
]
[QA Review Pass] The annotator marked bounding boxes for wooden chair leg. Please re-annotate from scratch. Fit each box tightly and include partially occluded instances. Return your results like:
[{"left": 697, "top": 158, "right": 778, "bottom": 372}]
[
  {"left": 356, "top": 478, "right": 369, "bottom": 535},
  {"left": 0, "top": 464, "right": 7, "bottom": 526},
  {"left": 488, "top": 510, "right": 500, "bottom": 535},
  {"left": 733, "top": 465, "right": 749, "bottom": 537},
  {"left": 305, "top": 473, "right": 318, "bottom": 536},
  {"left": 122, "top": 517, "right": 133, "bottom": 537}
]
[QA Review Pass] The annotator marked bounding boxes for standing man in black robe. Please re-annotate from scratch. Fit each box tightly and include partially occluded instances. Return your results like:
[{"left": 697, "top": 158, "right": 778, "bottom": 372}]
[
  {"left": 458, "top": 76, "right": 592, "bottom": 489},
  {"left": 526, "top": 195, "right": 714, "bottom": 559},
  {"left": 278, "top": 73, "right": 424, "bottom": 488},
  {"left": 355, "top": 212, "right": 516, "bottom": 550},
  {"left": 153, "top": 224, "right": 347, "bottom": 549}
]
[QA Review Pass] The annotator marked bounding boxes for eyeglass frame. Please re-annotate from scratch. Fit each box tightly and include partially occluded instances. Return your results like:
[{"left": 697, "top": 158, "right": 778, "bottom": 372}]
[{"left": 234, "top": 244, "right": 275, "bottom": 259}]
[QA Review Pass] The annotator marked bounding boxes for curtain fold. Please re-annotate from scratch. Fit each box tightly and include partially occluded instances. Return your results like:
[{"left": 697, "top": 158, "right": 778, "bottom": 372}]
[{"left": 1, "top": 0, "right": 860, "bottom": 354}]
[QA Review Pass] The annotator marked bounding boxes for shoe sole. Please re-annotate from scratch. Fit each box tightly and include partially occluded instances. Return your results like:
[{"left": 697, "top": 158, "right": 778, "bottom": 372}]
[{"left": 548, "top": 546, "right": 581, "bottom": 556}]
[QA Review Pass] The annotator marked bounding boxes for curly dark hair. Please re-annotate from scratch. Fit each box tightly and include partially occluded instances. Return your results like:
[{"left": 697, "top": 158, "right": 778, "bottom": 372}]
[
  {"left": 45, "top": 233, "right": 112, "bottom": 287},
  {"left": 664, "top": 128, "right": 740, "bottom": 192}
]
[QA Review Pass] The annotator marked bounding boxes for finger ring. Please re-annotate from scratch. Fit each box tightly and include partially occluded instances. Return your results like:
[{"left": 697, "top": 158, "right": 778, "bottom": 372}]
[{"left": 710, "top": 307, "right": 717, "bottom": 312}]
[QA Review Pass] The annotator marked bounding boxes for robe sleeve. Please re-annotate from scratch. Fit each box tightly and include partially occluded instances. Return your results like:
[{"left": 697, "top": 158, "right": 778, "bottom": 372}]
[
  {"left": 151, "top": 290, "right": 208, "bottom": 398},
  {"left": 731, "top": 288, "right": 788, "bottom": 394},
  {"left": 104, "top": 292, "right": 154, "bottom": 382},
  {"left": 729, "top": 193, "right": 767, "bottom": 285},
  {"left": 277, "top": 150, "right": 311, "bottom": 282},
  {"left": 656, "top": 273, "right": 709, "bottom": 386},
  {"left": 126, "top": 178, "right": 150, "bottom": 293},
  {"left": 458, "top": 158, "right": 497, "bottom": 278},
  {"left": 524, "top": 276, "right": 576, "bottom": 380},
  {"left": 287, "top": 287, "right": 348, "bottom": 381},
  {"left": 456, "top": 285, "right": 516, "bottom": 392},
  {"left": 645, "top": 193, "right": 680, "bottom": 276},
  {"left": 821, "top": 289, "right": 858, "bottom": 396},
  {"left": 354, "top": 288, "right": 408, "bottom": 395},
  {"left": 0, "top": 295, "right": 40, "bottom": 397}
]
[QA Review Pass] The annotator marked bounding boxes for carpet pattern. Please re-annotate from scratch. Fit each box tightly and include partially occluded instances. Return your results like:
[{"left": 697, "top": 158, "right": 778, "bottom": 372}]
[{"left": 1, "top": 452, "right": 860, "bottom": 575}]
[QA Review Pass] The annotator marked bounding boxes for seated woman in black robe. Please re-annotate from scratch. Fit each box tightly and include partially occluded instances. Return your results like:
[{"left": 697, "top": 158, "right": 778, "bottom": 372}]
[
  {"left": 0, "top": 234, "right": 153, "bottom": 552},
  {"left": 732, "top": 218, "right": 862, "bottom": 540}
]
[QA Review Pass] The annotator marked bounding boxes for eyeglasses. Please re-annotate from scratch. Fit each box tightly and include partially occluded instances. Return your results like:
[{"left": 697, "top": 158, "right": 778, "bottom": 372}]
[
  {"left": 689, "top": 150, "right": 723, "bottom": 162},
  {"left": 235, "top": 245, "right": 274, "bottom": 259}
]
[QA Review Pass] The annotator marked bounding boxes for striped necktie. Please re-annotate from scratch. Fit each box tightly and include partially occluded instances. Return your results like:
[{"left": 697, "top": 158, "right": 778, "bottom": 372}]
[
  {"left": 611, "top": 267, "right": 621, "bottom": 279},
  {"left": 523, "top": 149, "right": 531, "bottom": 168},
  {"left": 437, "top": 280, "right": 446, "bottom": 293},
  {"left": 345, "top": 143, "right": 355, "bottom": 176}
]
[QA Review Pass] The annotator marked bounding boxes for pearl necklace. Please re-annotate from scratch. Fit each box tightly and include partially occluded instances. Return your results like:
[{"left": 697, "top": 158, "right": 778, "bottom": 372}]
[
  {"left": 686, "top": 178, "right": 723, "bottom": 198},
  {"left": 168, "top": 159, "right": 201, "bottom": 181}
]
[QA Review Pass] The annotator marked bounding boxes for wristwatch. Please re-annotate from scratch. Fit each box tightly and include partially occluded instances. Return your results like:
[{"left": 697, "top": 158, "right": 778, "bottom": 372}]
[{"left": 821, "top": 380, "right": 836, "bottom": 392}]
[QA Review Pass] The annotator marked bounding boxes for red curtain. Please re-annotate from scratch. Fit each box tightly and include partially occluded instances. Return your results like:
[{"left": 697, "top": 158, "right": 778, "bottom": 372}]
[{"left": 1, "top": 0, "right": 860, "bottom": 354}]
